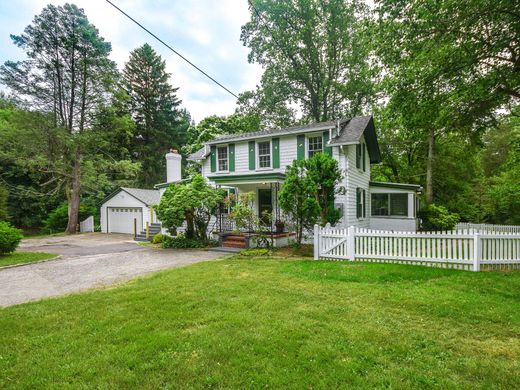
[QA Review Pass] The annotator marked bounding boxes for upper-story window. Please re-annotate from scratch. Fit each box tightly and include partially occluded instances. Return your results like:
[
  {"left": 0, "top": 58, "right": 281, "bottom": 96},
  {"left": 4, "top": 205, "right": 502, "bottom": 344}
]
[
  {"left": 217, "top": 146, "right": 228, "bottom": 171},
  {"left": 258, "top": 141, "right": 271, "bottom": 168},
  {"left": 356, "top": 143, "right": 366, "bottom": 172},
  {"left": 308, "top": 136, "right": 323, "bottom": 158}
]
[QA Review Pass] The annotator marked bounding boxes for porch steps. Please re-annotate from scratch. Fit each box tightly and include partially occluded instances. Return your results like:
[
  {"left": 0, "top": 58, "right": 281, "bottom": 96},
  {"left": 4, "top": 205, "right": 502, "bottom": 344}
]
[
  {"left": 222, "top": 235, "right": 247, "bottom": 249},
  {"left": 134, "top": 223, "right": 162, "bottom": 242},
  {"left": 208, "top": 247, "right": 244, "bottom": 253}
]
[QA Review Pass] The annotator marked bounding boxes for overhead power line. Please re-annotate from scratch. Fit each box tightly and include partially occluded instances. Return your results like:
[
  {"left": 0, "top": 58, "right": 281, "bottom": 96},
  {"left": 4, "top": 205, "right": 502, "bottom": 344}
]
[{"left": 105, "top": 0, "right": 239, "bottom": 99}]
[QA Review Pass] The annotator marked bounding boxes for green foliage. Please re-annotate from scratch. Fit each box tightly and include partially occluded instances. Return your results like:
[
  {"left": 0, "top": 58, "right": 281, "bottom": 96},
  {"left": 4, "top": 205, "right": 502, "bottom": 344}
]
[
  {"left": 239, "top": 248, "right": 271, "bottom": 257},
  {"left": 419, "top": 204, "right": 460, "bottom": 231},
  {"left": 0, "top": 4, "right": 138, "bottom": 233},
  {"left": 227, "top": 192, "right": 258, "bottom": 232},
  {"left": 0, "top": 251, "right": 55, "bottom": 268},
  {"left": 154, "top": 175, "right": 224, "bottom": 240},
  {"left": 240, "top": 0, "right": 374, "bottom": 125},
  {"left": 162, "top": 234, "right": 218, "bottom": 249},
  {"left": 279, "top": 153, "right": 342, "bottom": 244},
  {"left": 0, "top": 185, "right": 8, "bottom": 221},
  {"left": 123, "top": 43, "right": 186, "bottom": 187},
  {"left": 0, "top": 221, "right": 23, "bottom": 254},
  {"left": 151, "top": 233, "right": 164, "bottom": 244},
  {"left": 43, "top": 203, "right": 97, "bottom": 233},
  {"left": 305, "top": 153, "right": 343, "bottom": 225},
  {"left": 278, "top": 159, "right": 320, "bottom": 245}
]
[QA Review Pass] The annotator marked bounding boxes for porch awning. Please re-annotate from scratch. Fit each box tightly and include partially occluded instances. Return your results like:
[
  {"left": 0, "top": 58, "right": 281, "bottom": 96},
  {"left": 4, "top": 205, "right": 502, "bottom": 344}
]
[{"left": 208, "top": 172, "right": 285, "bottom": 185}]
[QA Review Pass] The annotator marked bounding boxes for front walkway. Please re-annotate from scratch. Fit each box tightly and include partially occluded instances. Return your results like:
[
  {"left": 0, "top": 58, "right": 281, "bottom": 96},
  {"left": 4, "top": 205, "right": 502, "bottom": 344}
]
[{"left": 0, "top": 234, "right": 224, "bottom": 307}]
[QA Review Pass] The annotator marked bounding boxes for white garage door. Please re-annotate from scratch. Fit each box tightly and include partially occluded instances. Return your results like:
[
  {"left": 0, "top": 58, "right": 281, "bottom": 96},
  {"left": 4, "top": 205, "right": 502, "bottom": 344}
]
[{"left": 107, "top": 207, "right": 142, "bottom": 234}]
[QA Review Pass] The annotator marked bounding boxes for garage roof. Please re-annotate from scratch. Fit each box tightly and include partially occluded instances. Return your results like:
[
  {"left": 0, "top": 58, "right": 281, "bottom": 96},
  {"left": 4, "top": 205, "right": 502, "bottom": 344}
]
[
  {"left": 100, "top": 187, "right": 161, "bottom": 207},
  {"left": 121, "top": 188, "right": 161, "bottom": 206}
]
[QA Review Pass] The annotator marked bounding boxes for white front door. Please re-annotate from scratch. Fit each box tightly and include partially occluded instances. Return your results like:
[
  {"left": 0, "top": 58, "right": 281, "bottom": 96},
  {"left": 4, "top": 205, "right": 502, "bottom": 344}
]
[{"left": 107, "top": 207, "right": 142, "bottom": 234}]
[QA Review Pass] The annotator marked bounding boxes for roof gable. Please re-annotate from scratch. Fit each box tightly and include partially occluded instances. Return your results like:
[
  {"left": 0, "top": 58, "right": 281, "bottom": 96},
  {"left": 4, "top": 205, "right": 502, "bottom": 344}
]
[{"left": 100, "top": 187, "right": 160, "bottom": 207}]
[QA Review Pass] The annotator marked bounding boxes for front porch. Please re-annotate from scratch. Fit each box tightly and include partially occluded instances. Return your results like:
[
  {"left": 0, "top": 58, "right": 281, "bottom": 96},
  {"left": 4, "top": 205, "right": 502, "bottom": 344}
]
[{"left": 209, "top": 173, "right": 295, "bottom": 248}]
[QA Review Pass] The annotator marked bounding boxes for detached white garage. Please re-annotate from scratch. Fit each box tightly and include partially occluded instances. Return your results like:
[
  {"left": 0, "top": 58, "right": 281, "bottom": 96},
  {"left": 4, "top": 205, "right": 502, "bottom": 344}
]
[{"left": 100, "top": 187, "right": 160, "bottom": 234}]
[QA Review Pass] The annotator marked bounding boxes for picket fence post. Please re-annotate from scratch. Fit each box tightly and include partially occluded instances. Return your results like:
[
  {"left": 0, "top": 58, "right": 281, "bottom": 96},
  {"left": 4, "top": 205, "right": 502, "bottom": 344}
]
[
  {"left": 473, "top": 231, "right": 481, "bottom": 272},
  {"left": 313, "top": 224, "right": 320, "bottom": 260},
  {"left": 347, "top": 226, "right": 355, "bottom": 261}
]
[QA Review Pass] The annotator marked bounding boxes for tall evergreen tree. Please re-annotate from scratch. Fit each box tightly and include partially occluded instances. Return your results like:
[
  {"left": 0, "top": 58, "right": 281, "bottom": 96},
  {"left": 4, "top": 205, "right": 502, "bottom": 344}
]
[
  {"left": 123, "top": 44, "right": 184, "bottom": 187},
  {"left": 0, "top": 4, "right": 136, "bottom": 233}
]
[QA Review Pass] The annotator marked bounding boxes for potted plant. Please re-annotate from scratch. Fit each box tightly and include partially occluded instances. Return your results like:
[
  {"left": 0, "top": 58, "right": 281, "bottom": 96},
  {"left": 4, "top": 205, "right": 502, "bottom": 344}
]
[{"left": 275, "top": 219, "right": 285, "bottom": 234}]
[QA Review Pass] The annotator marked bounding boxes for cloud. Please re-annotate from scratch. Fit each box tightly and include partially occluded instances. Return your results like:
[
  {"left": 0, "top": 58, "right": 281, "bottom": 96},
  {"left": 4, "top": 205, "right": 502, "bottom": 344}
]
[{"left": 0, "top": 0, "right": 263, "bottom": 123}]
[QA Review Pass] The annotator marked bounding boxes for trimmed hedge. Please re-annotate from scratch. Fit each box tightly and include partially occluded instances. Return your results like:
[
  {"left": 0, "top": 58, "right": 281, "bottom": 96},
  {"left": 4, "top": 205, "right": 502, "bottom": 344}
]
[
  {"left": 162, "top": 235, "right": 218, "bottom": 249},
  {"left": 0, "top": 222, "right": 23, "bottom": 254}
]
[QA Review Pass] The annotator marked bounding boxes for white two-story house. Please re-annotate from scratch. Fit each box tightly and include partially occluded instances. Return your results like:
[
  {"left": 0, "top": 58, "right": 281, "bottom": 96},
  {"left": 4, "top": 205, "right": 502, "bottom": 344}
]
[
  {"left": 187, "top": 115, "right": 421, "bottom": 233},
  {"left": 100, "top": 115, "right": 420, "bottom": 238}
]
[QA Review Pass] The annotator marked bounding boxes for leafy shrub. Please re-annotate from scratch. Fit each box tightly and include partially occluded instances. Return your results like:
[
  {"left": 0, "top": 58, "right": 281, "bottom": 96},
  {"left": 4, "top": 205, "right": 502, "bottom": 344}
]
[
  {"left": 43, "top": 203, "right": 97, "bottom": 233},
  {"left": 151, "top": 233, "right": 164, "bottom": 244},
  {"left": 239, "top": 248, "right": 271, "bottom": 257},
  {"left": 419, "top": 203, "right": 460, "bottom": 231},
  {"left": 162, "top": 234, "right": 218, "bottom": 249},
  {"left": 0, "top": 221, "right": 23, "bottom": 254}
]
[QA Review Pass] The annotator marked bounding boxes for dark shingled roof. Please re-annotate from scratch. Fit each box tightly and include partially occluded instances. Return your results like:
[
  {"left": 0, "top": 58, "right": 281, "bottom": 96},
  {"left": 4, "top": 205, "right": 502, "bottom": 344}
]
[
  {"left": 121, "top": 187, "right": 161, "bottom": 206},
  {"left": 329, "top": 116, "right": 381, "bottom": 163},
  {"left": 187, "top": 146, "right": 208, "bottom": 161},
  {"left": 205, "top": 119, "right": 341, "bottom": 145}
]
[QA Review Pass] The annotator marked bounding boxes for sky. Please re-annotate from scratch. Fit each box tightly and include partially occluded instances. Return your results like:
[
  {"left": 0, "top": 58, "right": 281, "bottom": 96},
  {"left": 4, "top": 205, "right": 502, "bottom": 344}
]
[{"left": 0, "top": 0, "right": 263, "bottom": 123}]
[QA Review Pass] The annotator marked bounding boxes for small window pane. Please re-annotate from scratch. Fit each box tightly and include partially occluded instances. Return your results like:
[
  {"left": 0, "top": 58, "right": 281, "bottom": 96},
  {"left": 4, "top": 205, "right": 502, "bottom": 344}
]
[
  {"left": 218, "top": 146, "right": 228, "bottom": 171},
  {"left": 371, "top": 194, "right": 389, "bottom": 216},
  {"left": 258, "top": 141, "right": 271, "bottom": 168},
  {"left": 308, "top": 136, "right": 323, "bottom": 158},
  {"left": 390, "top": 193, "right": 408, "bottom": 216}
]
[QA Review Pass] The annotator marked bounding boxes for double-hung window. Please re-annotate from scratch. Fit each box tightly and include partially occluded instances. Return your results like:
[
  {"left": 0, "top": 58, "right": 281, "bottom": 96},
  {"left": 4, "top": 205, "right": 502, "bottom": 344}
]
[
  {"left": 371, "top": 193, "right": 408, "bottom": 217},
  {"left": 356, "top": 188, "right": 366, "bottom": 219},
  {"left": 217, "top": 146, "right": 228, "bottom": 172},
  {"left": 356, "top": 143, "right": 366, "bottom": 171},
  {"left": 258, "top": 141, "right": 271, "bottom": 168},
  {"left": 308, "top": 136, "right": 323, "bottom": 158}
]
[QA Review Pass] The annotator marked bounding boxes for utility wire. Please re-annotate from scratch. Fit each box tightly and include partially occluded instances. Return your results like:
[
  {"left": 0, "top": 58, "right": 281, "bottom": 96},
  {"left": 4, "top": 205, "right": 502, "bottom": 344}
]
[{"left": 105, "top": 0, "right": 239, "bottom": 99}]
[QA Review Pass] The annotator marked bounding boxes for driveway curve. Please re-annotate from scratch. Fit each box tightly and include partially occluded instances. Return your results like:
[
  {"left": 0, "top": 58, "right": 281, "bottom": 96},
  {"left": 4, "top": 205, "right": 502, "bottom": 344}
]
[{"left": 0, "top": 233, "right": 224, "bottom": 307}]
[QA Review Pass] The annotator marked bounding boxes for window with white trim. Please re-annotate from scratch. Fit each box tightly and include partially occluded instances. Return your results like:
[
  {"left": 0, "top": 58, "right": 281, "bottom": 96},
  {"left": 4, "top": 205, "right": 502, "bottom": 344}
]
[
  {"left": 308, "top": 136, "right": 323, "bottom": 158},
  {"left": 371, "top": 193, "right": 408, "bottom": 217},
  {"left": 356, "top": 188, "right": 366, "bottom": 219},
  {"left": 258, "top": 141, "right": 271, "bottom": 168},
  {"left": 217, "top": 146, "right": 228, "bottom": 171}
]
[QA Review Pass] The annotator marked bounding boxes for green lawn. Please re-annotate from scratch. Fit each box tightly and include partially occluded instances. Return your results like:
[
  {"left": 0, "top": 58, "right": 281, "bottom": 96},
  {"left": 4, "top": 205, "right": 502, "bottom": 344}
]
[
  {"left": 1, "top": 255, "right": 519, "bottom": 389},
  {"left": 0, "top": 251, "right": 57, "bottom": 268}
]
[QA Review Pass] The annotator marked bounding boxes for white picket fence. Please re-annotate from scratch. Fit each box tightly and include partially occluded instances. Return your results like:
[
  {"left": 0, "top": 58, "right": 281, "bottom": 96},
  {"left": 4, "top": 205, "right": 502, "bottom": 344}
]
[
  {"left": 314, "top": 225, "right": 520, "bottom": 271},
  {"left": 456, "top": 222, "right": 520, "bottom": 234},
  {"left": 79, "top": 215, "right": 94, "bottom": 233}
]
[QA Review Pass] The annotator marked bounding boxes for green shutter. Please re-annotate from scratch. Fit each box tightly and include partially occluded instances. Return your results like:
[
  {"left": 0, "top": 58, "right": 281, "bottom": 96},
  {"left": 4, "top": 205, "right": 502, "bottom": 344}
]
[
  {"left": 356, "top": 188, "right": 361, "bottom": 218},
  {"left": 362, "top": 189, "right": 366, "bottom": 218},
  {"left": 297, "top": 135, "right": 305, "bottom": 160},
  {"left": 362, "top": 144, "right": 366, "bottom": 172},
  {"left": 323, "top": 131, "right": 332, "bottom": 155},
  {"left": 229, "top": 144, "right": 235, "bottom": 172},
  {"left": 272, "top": 138, "right": 280, "bottom": 168},
  {"left": 356, "top": 144, "right": 361, "bottom": 169},
  {"left": 210, "top": 145, "right": 216, "bottom": 173},
  {"left": 248, "top": 140, "right": 256, "bottom": 170}
]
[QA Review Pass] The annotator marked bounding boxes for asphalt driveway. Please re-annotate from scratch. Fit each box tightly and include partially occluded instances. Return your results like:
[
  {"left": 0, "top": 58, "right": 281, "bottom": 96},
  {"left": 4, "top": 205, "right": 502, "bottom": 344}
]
[{"left": 0, "top": 233, "right": 224, "bottom": 307}]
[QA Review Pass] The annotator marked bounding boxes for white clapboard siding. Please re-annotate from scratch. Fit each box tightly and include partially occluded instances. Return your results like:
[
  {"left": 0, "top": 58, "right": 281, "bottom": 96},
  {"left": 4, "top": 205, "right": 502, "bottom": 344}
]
[{"left": 314, "top": 225, "right": 520, "bottom": 272}]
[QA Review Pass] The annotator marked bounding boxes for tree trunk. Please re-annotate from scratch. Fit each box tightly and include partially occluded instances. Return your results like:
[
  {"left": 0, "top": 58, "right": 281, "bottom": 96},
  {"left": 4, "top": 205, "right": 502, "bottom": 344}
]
[
  {"left": 65, "top": 147, "right": 81, "bottom": 234},
  {"left": 425, "top": 127, "right": 435, "bottom": 203}
]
